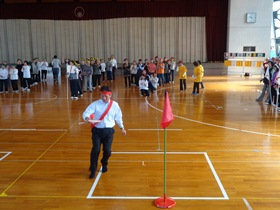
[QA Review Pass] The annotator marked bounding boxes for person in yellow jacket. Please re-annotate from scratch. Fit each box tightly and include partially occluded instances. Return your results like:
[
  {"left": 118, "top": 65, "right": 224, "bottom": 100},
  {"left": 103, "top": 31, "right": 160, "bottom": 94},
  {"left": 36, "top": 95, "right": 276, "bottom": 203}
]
[
  {"left": 177, "top": 60, "right": 187, "bottom": 91},
  {"left": 192, "top": 61, "right": 202, "bottom": 95},
  {"left": 197, "top": 60, "right": 204, "bottom": 89}
]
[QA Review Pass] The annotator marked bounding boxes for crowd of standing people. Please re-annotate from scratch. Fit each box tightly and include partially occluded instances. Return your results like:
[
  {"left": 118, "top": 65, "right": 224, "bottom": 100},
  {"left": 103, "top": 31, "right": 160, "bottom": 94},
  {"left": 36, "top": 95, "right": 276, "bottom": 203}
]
[
  {"left": 256, "top": 57, "right": 280, "bottom": 109},
  {"left": 120, "top": 56, "right": 205, "bottom": 97},
  {"left": 0, "top": 54, "right": 205, "bottom": 97},
  {"left": 0, "top": 56, "right": 62, "bottom": 93}
]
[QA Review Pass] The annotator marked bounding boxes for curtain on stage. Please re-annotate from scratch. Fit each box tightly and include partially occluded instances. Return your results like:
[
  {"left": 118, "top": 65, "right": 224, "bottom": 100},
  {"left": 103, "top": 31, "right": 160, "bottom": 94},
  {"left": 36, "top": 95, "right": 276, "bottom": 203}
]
[
  {"left": 0, "top": 0, "right": 228, "bottom": 62},
  {"left": 0, "top": 17, "right": 206, "bottom": 64}
]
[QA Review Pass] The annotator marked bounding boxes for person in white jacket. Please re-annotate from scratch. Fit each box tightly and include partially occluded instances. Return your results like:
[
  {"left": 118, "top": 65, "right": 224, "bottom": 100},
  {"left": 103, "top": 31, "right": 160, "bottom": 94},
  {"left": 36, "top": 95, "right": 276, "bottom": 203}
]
[
  {"left": 150, "top": 73, "right": 159, "bottom": 93},
  {"left": 9, "top": 64, "right": 19, "bottom": 92},
  {"left": 0, "top": 64, "right": 9, "bottom": 93},
  {"left": 40, "top": 58, "right": 49, "bottom": 81},
  {"left": 21, "top": 61, "right": 31, "bottom": 92},
  {"left": 130, "top": 60, "right": 137, "bottom": 86},
  {"left": 139, "top": 75, "right": 150, "bottom": 97}
]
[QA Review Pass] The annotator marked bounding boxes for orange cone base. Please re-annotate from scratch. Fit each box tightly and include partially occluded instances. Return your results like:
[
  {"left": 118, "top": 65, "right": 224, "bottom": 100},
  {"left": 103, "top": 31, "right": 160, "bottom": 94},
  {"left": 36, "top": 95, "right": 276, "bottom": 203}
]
[{"left": 154, "top": 196, "right": 176, "bottom": 209}]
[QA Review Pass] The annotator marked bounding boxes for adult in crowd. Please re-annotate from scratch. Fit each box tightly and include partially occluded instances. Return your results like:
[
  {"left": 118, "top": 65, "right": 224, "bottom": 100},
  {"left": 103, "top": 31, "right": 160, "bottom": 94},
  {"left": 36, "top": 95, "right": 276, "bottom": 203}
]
[
  {"left": 40, "top": 58, "right": 49, "bottom": 82},
  {"left": 66, "top": 60, "right": 80, "bottom": 100},
  {"left": 123, "top": 58, "right": 131, "bottom": 88},
  {"left": 51, "top": 55, "right": 61, "bottom": 84},
  {"left": 83, "top": 60, "right": 93, "bottom": 92}
]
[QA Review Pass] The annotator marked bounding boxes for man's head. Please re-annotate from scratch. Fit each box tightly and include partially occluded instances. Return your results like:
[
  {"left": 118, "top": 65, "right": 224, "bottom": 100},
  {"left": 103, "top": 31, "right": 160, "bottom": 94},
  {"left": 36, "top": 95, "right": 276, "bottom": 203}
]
[{"left": 100, "top": 86, "right": 112, "bottom": 103}]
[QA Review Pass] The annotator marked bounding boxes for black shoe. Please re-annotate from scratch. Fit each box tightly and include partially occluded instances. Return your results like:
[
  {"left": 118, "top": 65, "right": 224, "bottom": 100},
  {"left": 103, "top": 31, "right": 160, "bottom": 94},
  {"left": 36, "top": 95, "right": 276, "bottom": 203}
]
[
  {"left": 89, "top": 172, "right": 95, "bottom": 179},
  {"left": 102, "top": 165, "right": 108, "bottom": 173}
]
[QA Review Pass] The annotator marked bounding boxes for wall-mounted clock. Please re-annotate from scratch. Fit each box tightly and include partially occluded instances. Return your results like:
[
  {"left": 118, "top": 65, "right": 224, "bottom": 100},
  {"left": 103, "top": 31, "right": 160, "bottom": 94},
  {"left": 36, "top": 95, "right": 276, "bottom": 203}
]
[{"left": 246, "top": 13, "right": 256, "bottom": 23}]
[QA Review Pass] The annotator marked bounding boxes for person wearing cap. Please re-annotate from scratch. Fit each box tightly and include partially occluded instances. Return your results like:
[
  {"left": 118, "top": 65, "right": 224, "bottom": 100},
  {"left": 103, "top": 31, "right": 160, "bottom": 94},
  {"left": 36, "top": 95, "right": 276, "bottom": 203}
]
[
  {"left": 82, "top": 86, "right": 126, "bottom": 179},
  {"left": 9, "top": 64, "right": 19, "bottom": 93},
  {"left": 177, "top": 60, "right": 187, "bottom": 91},
  {"left": 0, "top": 64, "right": 9, "bottom": 93}
]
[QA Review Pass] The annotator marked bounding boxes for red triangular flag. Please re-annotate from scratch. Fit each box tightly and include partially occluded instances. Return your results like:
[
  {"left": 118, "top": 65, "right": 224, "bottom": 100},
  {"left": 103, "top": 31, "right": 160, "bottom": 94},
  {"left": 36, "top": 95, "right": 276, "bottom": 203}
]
[{"left": 161, "top": 91, "right": 174, "bottom": 129}]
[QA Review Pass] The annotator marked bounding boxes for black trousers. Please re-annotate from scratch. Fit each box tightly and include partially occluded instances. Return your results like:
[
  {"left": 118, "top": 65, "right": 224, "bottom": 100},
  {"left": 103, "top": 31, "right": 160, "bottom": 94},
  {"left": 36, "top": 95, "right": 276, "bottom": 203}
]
[
  {"left": 41, "top": 70, "right": 48, "bottom": 80},
  {"left": 101, "top": 72, "right": 106, "bottom": 81},
  {"left": 92, "top": 75, "right": 101, "bottom": 87},
  {"left": 23, "top": 78, "right": 31, "bottom": 89},
  {"left": 69, "top": 79, "right": 79, "bottom": 97},
  {"left": 11, "top": 80, "right": 18, "bottom": 91},
  {"left": 124, "top": 76, "right": 131, "bottom": 87},
  {"left": 90, "top": 127, "right": 115, "bottom": 173},
  {"left": 112, "top": 66, "right": 117, "bottom": 80},
  {"left": 180, "top": 79, "right": 186, "bottom": 91},
  {"left": 200, "top": 81, "right": 204, "bottom": 88},
  {"left": 192, "top": 82, "right": 200, "bottom": 94},
  {"left": 130, "top": 74, "right": 136, "bottom": 85},
  {"left": 0, "top": 79, "right": 9, "bottom": 92},
  {"left": 141, "top": 89, "right": 150, "bottom": 97}
]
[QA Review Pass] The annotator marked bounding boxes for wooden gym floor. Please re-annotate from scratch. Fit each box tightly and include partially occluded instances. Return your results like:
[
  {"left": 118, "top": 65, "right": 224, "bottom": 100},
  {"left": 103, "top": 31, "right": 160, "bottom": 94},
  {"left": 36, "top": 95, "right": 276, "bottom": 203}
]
[{"left": 0, "top": 72, "right": 280, "bottom": 210}]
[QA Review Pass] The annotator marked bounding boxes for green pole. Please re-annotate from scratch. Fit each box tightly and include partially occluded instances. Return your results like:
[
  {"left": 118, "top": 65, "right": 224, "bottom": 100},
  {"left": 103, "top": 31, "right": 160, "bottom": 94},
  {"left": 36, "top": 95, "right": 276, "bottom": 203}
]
[{"left": 164, "top": 128, "right": 167, "bottom": 200}]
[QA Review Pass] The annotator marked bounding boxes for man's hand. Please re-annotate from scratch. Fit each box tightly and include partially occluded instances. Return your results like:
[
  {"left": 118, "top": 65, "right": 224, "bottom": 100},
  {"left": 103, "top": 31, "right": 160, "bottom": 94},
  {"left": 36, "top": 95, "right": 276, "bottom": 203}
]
[{"left": 121, "top": 128, "right": 126, "bottom": 136}]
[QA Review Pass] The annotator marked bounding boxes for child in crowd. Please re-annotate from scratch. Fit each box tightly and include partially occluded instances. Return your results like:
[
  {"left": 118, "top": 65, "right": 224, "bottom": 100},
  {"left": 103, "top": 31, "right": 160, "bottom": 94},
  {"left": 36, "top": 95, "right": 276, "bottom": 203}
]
[
  {"left": 100, "top": 59, "right": 106, "bottom": 82},
  {"left": 150, "top": 73, "right": 159, "bottom": 93},
  {"left": 192, "top": 61, "right": 202, "bottom": 95},
  {"left": 177, "top": 60, "right": 187, "bottom": 91},
  {"left": 22, "top": 61, "right": 32, "bottom": 92},
  {"left": 0, "top": 64, "right": 9, "bottom": 93},
  {"left": 67, "top": 60, "right": 80, "bottom": 100},
  {"left": 9, "top": 64, "right": 19, "bottom": 93},
  {"left": 139, "top": 75, "right": 150, "bottom": 97}
]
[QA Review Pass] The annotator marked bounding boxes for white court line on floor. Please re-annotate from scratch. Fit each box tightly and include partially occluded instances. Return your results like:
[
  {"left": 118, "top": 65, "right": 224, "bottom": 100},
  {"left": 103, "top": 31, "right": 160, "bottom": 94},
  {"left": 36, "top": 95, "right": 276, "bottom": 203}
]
[
  {"left": 87, "top": 151, "right": 229, "bottom": 200},
  {"left": 88, "top": 196, "right": 228, "bottom": 200},
  {"left": 86, "top": 167, "right": 103, "bottom": 199},
  {"left": 243, "top": 198, "right": 253, "bottom": 210},
  {"left": 145, "top": 98, "right": 280, "bottom": 138},
  {"left": 128, "top": 129, "right": 182, "bottom": 131},
  {"left": 0, "top": 129, "right": 67, "bottom": 132},
  {"left": 0, "top": 152, "right": 12, "bottom": 161}
]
